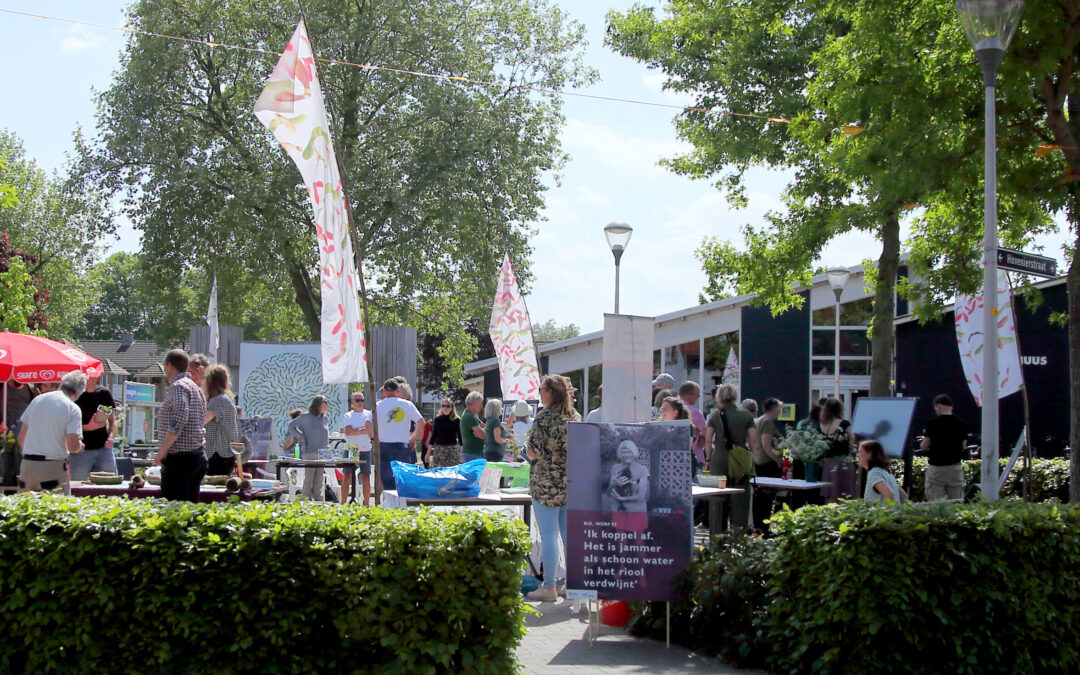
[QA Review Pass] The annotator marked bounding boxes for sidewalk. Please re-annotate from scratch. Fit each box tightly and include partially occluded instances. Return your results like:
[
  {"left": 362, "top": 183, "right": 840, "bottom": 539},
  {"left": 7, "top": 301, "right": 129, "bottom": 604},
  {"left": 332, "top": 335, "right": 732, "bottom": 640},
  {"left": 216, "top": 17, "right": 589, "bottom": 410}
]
[{"left": 516, "top": 599, "right": 747, "bottom": 674}]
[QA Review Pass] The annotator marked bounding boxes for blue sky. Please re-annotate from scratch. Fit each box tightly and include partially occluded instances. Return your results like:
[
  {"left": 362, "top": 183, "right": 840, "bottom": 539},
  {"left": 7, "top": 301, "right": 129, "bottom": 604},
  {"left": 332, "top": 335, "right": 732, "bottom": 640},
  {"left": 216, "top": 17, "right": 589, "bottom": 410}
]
[{"left": 0, "top": 1, "right": 1069, "bottom": 334}]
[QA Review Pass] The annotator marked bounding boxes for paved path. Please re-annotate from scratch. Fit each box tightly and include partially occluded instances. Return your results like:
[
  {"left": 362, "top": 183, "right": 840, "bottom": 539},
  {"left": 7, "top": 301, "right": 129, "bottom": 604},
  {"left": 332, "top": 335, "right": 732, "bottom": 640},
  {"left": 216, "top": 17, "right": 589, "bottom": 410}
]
[{"left": 516, "top": 599, "right": 745, "bottom": 674}]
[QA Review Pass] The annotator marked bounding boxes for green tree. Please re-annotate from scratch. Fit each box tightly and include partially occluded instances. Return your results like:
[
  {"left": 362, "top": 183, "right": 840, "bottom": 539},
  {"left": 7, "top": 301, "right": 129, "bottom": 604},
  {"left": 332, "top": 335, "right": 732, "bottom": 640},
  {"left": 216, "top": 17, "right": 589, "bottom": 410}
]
[
  {"left": 84, "top": 0, "right": 593, "bottom": 380},
  {"left": 608, "top": 0, "right": 1052, "bottom": 399},
  {"left": 532, "top": 318, "right": 580, "bottom": 343},
  {"left": 77, "top": 252, "right": 153, "bottom": 341},
  {"left": 0, "top": 130, "right": 113, "bottom": 339},
  {"left": 0, "top": 233, "right": 49, "bottom": 334}
]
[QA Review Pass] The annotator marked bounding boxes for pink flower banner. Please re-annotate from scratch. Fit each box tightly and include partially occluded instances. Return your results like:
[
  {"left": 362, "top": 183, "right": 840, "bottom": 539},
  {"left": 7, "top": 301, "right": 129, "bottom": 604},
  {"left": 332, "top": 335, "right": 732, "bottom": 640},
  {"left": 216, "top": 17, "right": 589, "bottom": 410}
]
[
  {"left": 254, "top": 21, "right": 367, "bottom": 384},
  {"left": 488, "top": 254, "right": 540, "bottom": 400},
  {"left": 954, "top": 270, "right": 1022, "bottom": 406}
]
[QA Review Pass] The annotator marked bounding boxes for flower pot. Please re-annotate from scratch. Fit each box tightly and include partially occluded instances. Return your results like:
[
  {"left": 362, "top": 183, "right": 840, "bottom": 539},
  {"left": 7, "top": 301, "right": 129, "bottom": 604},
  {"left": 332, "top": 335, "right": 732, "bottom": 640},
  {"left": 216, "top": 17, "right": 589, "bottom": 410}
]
[{"left": 804, "top": 461, "right": 822, "bottom": 483}]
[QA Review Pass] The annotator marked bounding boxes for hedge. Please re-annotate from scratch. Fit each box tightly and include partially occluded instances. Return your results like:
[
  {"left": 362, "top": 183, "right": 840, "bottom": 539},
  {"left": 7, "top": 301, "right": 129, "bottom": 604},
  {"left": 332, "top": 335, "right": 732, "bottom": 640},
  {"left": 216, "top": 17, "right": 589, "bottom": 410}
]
[
  {"left": 890, "top": 457, "right": 1070, "bottom": 503},
  {"left": 766, "top": 501, "right": 1080, "bottom": 674},
  {"left": 0, "top": 495, "right": 530, "bottom": 674},
  {"left": 628, "top": 534, "right": 774, "bottom": 669}
]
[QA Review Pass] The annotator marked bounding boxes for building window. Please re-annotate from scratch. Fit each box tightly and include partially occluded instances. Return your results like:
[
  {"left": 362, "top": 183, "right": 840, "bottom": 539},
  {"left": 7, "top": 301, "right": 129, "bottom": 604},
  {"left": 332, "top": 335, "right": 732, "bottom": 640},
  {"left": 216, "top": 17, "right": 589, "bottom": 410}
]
[{"left": 659, "top": 341, "right": 700, "bottom": 390}]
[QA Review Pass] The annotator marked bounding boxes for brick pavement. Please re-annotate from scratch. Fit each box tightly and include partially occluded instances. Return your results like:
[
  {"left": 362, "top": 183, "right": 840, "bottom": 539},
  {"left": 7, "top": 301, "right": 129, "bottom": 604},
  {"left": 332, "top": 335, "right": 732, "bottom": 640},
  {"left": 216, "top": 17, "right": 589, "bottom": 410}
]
[{"left": 516, "top": 599, "right": 747, "bottom": 674}]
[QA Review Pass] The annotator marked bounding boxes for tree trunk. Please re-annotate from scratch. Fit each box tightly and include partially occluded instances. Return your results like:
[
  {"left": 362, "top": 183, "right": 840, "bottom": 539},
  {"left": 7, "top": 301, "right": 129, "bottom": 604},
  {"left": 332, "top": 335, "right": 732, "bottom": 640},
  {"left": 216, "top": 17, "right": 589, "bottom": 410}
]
[
  {"left": 869, "top": 213, "right": 901, "bottom": 397},
  {"left": 287, "top": 262, "right": 322, "bottom": 340}
]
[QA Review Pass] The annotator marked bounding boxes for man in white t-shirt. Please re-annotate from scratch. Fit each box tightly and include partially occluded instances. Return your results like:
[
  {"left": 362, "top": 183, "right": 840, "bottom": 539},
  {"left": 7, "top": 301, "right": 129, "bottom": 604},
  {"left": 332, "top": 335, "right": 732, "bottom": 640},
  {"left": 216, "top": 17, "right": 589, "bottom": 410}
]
[
  {"left": 374, "top": 379, "right": 424, "bottom": 491},
  {"left": 17, "top": 370, "right": 87, "bottom": 494},
  {"left": 343, "top": 391, "right": 373, "bottom": 504}
]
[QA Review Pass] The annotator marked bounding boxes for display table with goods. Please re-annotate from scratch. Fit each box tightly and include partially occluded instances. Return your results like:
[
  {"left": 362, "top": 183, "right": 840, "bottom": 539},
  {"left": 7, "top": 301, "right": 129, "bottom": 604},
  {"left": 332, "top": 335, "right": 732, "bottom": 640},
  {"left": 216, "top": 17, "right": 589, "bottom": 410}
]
[
  {"left": 71, "top": 478, "right": 287, "bottom": 502},
  {"left": 485, "top": 461, "right": 530, "bottom": 487},
  {"left": 751, "top": 477, "right": 832, "bottom": 491},
  {"left": 693, "top": 484, "right": 758, "bottom": 536},
  {"left": 381, "top": 488, "right": 534, "bottom": 528},
  {"left": 273, "top": 458, "right": 363, "bottom": 503}
]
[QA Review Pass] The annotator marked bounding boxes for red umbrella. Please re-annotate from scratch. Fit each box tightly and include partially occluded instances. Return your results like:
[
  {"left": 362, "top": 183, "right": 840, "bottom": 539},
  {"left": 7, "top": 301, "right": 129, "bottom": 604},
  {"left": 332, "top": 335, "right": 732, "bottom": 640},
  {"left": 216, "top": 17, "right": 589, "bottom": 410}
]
[{"left": 0, "top": 332, "right": 103, "bottom": 383}]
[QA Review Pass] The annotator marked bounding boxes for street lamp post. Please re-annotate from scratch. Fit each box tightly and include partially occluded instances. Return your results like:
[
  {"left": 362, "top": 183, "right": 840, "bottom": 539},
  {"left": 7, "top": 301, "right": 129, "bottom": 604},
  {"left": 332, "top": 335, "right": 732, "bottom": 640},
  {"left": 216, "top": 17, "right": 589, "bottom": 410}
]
[
  {"left": 956, "top": 0, "right": 1024, "bottom": 501},
  {"left": 604, "top": 221, "right": 633, "bottom": 314},
  {"left": 826, "top": 267, "right": 851, "bottom": 401}
]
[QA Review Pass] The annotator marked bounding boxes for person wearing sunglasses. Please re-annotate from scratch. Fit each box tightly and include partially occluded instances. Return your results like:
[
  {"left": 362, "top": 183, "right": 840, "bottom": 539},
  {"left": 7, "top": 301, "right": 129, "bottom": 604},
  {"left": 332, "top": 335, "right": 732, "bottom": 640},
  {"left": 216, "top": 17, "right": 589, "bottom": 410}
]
[
  {"left": 343, "top": 392, "right": 373, "bottom": 504},
  {"left": 426, "top": 398, "right": 463, "bottom": 467}
]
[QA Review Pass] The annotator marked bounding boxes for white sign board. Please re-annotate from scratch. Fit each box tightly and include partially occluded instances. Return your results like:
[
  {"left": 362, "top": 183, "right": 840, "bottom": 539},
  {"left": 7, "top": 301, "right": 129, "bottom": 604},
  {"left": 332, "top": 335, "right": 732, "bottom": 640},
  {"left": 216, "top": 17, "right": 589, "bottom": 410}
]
[{"left": 601, "top": 314, "right": 654, "bottom": 424}]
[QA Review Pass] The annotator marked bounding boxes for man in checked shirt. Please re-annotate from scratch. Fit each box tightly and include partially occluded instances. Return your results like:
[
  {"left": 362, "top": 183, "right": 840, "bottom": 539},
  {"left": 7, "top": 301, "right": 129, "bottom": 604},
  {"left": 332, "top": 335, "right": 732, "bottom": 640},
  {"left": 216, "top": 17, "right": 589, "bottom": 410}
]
[{"left": 155, "top": 349, "right": 208, "bottom": 501}]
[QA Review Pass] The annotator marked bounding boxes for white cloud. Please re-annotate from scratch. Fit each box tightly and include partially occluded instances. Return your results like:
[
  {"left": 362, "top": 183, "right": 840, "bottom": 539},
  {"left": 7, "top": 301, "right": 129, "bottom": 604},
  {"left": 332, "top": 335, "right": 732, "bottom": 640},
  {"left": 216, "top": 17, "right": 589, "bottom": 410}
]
[
  {"left": 641, "top": 71, "right": 696, "bottom": 106},
  {"left": 574, "top": 185, "right": 610, "bottom": 207},
  {"left": 60, "top": 25, "right": 106, "bottom": 53},
  {"left": 560, "top": 118, "right": 688, "bottom": 180}
]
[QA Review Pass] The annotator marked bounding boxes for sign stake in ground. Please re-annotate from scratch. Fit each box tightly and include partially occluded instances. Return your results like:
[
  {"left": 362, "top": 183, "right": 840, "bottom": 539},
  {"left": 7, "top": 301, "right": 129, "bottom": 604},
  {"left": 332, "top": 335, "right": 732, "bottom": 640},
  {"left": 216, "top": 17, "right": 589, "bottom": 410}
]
[{"left": 996, "top": 247, "right": 1058, "bottom": 278}]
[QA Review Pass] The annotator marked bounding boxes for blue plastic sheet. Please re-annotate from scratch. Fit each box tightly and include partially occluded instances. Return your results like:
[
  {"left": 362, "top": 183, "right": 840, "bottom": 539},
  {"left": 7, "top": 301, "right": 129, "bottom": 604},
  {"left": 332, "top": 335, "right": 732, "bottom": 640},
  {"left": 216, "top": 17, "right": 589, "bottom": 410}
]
[{"left": 391, "top": 458, "right": 486, "bottom": 499}]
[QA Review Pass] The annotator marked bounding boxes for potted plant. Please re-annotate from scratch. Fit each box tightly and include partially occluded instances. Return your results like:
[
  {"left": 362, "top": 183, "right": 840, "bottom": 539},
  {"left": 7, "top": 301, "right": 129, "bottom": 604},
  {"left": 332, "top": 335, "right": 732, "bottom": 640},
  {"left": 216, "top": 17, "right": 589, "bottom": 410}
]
[{"left": 781, "top": 429, "right": 829, "bottom": 482}]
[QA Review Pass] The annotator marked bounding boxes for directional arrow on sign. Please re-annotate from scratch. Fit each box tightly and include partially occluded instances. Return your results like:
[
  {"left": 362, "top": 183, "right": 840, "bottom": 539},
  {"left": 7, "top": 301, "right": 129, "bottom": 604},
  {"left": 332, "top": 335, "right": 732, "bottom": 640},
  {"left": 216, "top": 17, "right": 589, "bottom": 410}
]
[{"left": 996, "top": 247, "right": 1058, "bottom": 278}]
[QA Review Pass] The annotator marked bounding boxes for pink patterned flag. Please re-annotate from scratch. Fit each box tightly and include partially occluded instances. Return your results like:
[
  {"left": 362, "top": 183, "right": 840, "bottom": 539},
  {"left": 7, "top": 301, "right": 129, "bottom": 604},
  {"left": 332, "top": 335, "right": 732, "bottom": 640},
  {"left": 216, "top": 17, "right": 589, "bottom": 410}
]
[
  {"left": 722, "top": 347, "right": 740, "bottom": 385},
  {"left": 254, "top": 21, "right": 367, "bottom": 384},
  {"left": 488, "top": 254, "right": 541, "bottom": 400},
  {"left": 954, "top": 270, "right": 1022, "bottom": 406}
]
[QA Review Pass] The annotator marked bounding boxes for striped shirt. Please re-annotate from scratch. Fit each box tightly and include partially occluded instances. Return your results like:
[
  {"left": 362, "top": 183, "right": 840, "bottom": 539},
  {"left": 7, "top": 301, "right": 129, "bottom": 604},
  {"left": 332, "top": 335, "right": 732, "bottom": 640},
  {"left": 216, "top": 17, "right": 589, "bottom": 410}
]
[{"left": 159, "top": 372, "right": 207, "bottom": 453}]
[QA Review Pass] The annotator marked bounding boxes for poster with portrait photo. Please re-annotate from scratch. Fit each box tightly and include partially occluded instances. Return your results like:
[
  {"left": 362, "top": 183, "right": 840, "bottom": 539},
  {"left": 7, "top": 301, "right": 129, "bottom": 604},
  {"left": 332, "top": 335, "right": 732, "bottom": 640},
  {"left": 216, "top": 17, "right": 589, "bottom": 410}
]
[{"left": 566, "top": 421, "right": 693, "bottom": 602}]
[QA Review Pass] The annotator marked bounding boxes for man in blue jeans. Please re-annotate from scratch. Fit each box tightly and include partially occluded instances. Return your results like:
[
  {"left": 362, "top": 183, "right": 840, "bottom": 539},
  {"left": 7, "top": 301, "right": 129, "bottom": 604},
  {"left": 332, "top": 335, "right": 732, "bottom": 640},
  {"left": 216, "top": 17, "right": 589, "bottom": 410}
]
[
  {"left": 71, "top": 373, "right": 117, "bottom": 481},
  {"left": 374, "top": 379, "right": 424, "bottom": 491}
]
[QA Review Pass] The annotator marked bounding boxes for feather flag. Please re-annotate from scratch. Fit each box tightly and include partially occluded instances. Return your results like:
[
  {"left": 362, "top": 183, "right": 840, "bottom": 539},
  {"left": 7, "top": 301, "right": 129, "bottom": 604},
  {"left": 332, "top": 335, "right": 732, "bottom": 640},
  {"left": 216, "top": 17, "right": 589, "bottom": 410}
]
[
  {"left": 722, "top": 347, "right": 740, "bottom": 385},
  {"left": 488, "top": 254, "right": 541, "bottom": 400},
  {"left": 206, "top": 275, "right": 219, "bottom": 361},
  {"left": 954, "top": 270, "right": 1022, "bottom": 406},
  {"left": 254, "top": 21, "right": 366, "bottom": 384}
]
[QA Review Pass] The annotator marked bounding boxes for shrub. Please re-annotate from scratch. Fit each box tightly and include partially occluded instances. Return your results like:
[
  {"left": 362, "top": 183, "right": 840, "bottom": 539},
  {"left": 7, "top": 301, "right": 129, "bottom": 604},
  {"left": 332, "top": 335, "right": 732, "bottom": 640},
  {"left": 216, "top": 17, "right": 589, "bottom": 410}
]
[
  {"left": 891, "top": 457, "right": 1070, "bottom": 503},
  {"left": 628, "top": 534, "right": 774, "bottom": 668},
  {"left": 0, "top": 495, "right": 530, "bottom": 674},
  {"left": 765, "top": 501, "right": 1080, "bottom": 674}
]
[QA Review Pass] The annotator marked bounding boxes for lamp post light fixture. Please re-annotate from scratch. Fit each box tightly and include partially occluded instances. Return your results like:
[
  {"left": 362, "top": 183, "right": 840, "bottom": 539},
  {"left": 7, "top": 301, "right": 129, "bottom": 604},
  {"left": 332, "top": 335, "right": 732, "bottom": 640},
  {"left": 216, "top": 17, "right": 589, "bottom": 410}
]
[
  {"left": 826, "top": 267, "right": 851, "bottom": 401},
  {"left": 604, "top": 221, "right": 633, "bottom": 314},
  {"left": 956, "top": 0, "right": 1024, "bottom": 502}
]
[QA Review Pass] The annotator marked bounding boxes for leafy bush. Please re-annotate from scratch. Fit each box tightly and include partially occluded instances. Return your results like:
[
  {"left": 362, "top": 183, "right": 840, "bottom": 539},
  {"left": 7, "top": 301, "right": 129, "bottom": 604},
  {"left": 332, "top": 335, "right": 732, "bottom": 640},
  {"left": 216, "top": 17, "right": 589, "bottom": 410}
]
[
  {"left": 890, "top": 457, "right": 1070, "bottom": 503},
  {"left": 0, "top": 495, "right": 530, "bottom": 674},
  {"left": 765, "top": 501, "right": 1080, "bottom": 674},
  {"left": 628, "top": 534, "right": 774, "bottom": 668}
]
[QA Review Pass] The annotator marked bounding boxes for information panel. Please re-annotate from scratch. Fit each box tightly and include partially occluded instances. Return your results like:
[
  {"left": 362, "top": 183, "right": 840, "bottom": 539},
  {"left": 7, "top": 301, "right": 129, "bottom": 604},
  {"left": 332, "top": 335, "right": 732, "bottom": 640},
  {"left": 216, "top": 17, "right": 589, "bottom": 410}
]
[{"left": 566, "top": 422, "right": 692, "bottom": 602}]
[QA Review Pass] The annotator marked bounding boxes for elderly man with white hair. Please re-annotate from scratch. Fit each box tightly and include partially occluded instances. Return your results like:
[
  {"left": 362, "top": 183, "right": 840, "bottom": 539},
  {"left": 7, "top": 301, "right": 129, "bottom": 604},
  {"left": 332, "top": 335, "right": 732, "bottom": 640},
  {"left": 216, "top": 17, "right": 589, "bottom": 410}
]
[
  {"left": 459, "top": 391, "right": 486, "bottom": 462},
  {"left": 17, "top": 370, "right": 87, "bottom": 494}
]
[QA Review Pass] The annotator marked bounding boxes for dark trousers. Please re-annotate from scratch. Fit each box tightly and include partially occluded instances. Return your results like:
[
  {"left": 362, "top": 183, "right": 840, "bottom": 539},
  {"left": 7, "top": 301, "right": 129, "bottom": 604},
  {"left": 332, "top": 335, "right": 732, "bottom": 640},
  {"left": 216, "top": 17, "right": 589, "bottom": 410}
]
[
  {"left": 161, "top": 452, "right": 208, "bottom": 502},
  {"left": 753, "top": 461, "right": 782, "bottom": 531},
  {"left": 206, "top": 453, "right": 235, "bottom": 476},
  {"left": 379, "top": 442, "right": 410, "bottom": 491}
]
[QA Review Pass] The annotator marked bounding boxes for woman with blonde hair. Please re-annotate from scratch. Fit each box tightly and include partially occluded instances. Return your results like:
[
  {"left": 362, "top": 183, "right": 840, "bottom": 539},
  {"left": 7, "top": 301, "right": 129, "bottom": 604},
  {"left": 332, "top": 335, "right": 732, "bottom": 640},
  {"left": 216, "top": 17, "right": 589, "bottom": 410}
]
[
  {"left": 203, "top": 364, "right": 241, "bottom": 476},
  {"left": 525, "top": 375, "right": 581, "bottom": 602},
  {"left": 425, "top": 397, "right": 463, "bottom": 468},
  {"left": 483, "top": 398, "right": 514, "bottom": 462}
]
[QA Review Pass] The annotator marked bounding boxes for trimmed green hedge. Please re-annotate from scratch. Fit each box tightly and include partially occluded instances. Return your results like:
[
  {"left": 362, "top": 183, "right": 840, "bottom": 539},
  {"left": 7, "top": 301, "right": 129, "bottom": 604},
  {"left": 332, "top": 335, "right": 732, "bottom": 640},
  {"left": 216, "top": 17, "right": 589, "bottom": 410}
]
[
  {"left": 766, "top": 501, "right": 1080, "bottom": 673},
  {"left": 890, "top": 456, "right": 1071, "bottom": 502},
  {"left": 0, "top": 495, "right": 530, "bottom": 674}
]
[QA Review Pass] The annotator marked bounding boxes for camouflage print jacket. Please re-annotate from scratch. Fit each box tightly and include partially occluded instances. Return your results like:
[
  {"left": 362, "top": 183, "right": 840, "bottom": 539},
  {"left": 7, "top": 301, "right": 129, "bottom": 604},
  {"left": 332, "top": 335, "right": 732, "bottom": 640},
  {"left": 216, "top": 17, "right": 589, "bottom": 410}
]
[{"left": 527, "top": 406, "right": 581, "bottom": 507}]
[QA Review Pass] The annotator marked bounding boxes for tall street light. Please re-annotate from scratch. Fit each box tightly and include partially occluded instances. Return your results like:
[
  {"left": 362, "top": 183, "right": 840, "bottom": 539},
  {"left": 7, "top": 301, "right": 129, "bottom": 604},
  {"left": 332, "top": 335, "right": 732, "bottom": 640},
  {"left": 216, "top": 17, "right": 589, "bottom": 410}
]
[
  {"left": 604, "top": 221, "right": 633, "bottom": 314},
  {"left": 956, "top": 0, "right": 1024, "bottom": 501},
  {"left": 826, "top": 267, "right": 851, "bottom": 401}
]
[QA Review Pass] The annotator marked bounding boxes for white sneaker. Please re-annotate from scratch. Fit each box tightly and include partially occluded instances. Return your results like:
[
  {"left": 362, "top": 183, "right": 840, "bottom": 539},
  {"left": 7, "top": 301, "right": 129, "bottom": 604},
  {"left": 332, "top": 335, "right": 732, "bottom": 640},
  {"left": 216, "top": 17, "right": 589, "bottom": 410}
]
[{"left": 525, "top": 587, "right": 558, "bottom": 602}]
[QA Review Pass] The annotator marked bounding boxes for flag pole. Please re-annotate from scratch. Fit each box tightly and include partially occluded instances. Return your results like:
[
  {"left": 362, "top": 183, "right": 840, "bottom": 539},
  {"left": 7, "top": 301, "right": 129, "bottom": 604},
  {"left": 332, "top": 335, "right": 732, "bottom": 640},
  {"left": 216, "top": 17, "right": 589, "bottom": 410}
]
[{"left": 296, "top": 3, "right": 384, "bottom": 505}]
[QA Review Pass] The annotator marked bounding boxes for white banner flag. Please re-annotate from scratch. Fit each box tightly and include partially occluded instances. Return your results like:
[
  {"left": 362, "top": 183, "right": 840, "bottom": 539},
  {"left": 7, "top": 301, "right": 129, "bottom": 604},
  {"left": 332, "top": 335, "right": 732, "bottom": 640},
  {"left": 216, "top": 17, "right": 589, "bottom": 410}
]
[
  {"left": 954, "top": 270, "right": 1022, "bottom": 406},
  {"left": 722, "top": 347, "right": 740, "bottom": 385},
  {"left": 254, "top": 21, "right": 367, "bottom": 384},
  {"left": 206, "top": 275, "right": 219, "bottom": 361},
  {"left": 488, "top": 254, "right": 541, "bottom": 400}
]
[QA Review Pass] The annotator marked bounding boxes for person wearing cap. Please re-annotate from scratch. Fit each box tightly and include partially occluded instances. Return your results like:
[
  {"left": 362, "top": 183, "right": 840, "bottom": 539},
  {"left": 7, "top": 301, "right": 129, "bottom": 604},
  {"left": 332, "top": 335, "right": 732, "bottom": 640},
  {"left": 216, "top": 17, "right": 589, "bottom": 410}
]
[
  {"left": 511, "top": 400, "right": 534, "bottom": 455},
  {"left": 374, "top": 379, "right": 424, "bottom": 490},
  {"left": 651, "top": 373, "right": 675, "bottom": 420},
  {"left": 17, "top": 370, "right": 86, "bottom": 494}
]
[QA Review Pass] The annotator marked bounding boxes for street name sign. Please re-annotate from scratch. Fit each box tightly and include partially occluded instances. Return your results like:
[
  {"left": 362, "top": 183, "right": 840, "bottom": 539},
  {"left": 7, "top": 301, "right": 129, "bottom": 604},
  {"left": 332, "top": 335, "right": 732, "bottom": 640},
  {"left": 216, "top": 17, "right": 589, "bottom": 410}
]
[{"left": 996, "top": 247, "right": 1057, "bottom": 278}]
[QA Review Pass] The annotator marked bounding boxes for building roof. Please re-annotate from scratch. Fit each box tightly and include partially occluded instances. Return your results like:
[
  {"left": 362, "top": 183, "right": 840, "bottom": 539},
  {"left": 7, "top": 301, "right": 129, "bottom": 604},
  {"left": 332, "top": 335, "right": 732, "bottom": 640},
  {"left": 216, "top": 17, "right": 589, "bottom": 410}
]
[
  {"left": 100, "top": 357, "right": 130, "bottom": 377},
  {"left": 133, "top": 362, "right": 166, "bottom": 380},
  {"left": 76, "top": 340, "right": 168, "bottom": 378}
]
